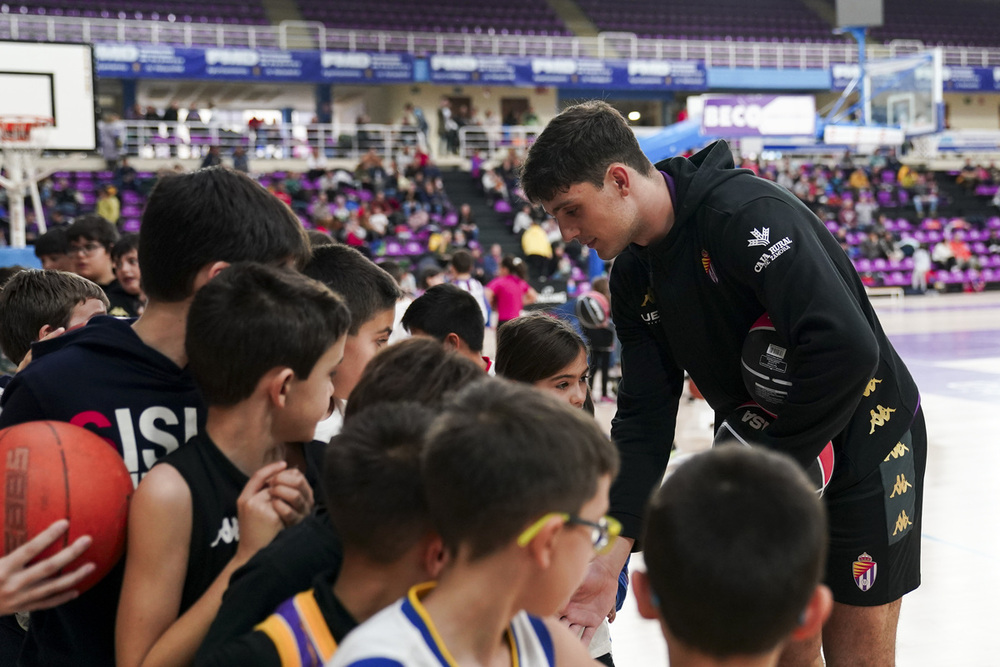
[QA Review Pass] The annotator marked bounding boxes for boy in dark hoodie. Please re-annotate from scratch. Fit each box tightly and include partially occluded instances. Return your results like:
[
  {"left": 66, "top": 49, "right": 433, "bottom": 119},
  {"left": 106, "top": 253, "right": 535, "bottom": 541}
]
[
  {"left": 519, "top": 100, "right": 924, "bottom": 667},
  {"left": 0, "top": 167, "right": 311, "bottom": 666}
]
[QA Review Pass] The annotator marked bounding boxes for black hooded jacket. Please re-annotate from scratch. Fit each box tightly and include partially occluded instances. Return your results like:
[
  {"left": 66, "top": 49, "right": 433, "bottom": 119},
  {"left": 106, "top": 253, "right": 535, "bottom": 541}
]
[{"left": 608, "top": 141, "right": 920, "bottom": 542}]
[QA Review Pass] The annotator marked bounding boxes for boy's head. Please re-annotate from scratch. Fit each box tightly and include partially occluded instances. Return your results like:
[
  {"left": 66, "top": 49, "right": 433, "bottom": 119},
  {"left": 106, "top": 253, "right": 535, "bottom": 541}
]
[
  {"left": 0, "top": 270, "right": 110, "bottom": 364},
  {"left": 325, "top": 402, "right": 439, "bottom": 567},
  {"left": 185, "top": 263, "right": 351, "bottom": 442},
  {"left": 111, "top": 233, "right": 141, "bottom": 297},
  {"left": 343, "top": 337, "right": 484, "bottom": 422},
  {"left": 34, "top": 228, "right": 73, "bottom": 272},
  {"left": 139, "top": 167, "right": 311, "bottom": 303},
  {"left": 401, "top": 284, "right": 485, "bottom": 361},
  {"left": 519, "top": 100, "right": 655, "bottom": 205},
  {"left": 636, "top": 446, "right": 831, "bottom": 660},
  {"left": 303, "top": 244, "right": 402, "bottom": 401},
  {"left": 422, "top": 378, "right": 619, "bottom": 614},
  {"left": 449, "top": 249, "right": 474, "bottom": 276},
  {"left": 67, "top": 215, "right": 119, "bottom": 284}
]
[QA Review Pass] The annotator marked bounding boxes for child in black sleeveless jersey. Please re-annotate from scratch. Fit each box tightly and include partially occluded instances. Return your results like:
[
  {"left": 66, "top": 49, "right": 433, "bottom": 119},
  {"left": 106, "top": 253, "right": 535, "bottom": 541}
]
[{"left": 115, "top": 264, "right": 351, "bottom": 667}]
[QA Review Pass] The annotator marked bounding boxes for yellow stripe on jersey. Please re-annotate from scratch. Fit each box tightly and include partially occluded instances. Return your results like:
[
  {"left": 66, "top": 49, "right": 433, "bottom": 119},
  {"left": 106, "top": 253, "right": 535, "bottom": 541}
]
[
  {"left": 406, "top": 582, "right": 520, "bottom": 667},
  {"left": 293, "top": 590, "right": 338, "bottom": 662},
  {"left": 256, "top": 614, "right": 301, "bottom": 667}
]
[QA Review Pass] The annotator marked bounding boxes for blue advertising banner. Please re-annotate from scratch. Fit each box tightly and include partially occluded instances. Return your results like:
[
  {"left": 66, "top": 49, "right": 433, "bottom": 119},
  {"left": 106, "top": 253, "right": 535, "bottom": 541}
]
[
  {"left": 428, "top": 54, "right": 706, "bottom": 90},
  {"left": 94, "top": 44, "right": 414, "bottom": 83},
  {"left": 942, "top": 66, "right": 997, "bottom": 93},
  {"left": 833, "top": 63, "right": 1000, "bottom": 93}
]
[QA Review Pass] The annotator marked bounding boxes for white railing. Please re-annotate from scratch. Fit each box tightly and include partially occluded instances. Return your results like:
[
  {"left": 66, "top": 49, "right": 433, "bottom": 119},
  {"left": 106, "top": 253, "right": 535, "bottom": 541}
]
[{"left": 3, "top": 13, "right": 1000, "bottom": 68}]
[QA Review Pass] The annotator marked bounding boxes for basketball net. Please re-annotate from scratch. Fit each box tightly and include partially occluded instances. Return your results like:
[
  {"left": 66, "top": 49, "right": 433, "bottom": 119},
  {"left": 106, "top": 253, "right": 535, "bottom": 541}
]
[{"left": 0, "top": 117, "right": 53, "bottom": 248}]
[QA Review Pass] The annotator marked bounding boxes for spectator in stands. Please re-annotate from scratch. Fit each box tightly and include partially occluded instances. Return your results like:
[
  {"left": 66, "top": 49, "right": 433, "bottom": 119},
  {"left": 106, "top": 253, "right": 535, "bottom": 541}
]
[
  {"left": 143, "top": 106, "right": 161, "bottom": 122},
  {"left": 457, "top": 203, "right": 478, "bottom": 242},
  {"left": 837, "top": 199, "right": 858, "bottom": 230},
  {"left": 987, "top": 229, "right": 1000, "bottom": 254},
  {"left": 115, "top": 158, "right": 139, "bottom": 194},
  {"left": 855, "top": 190, "right": 878, "bottom": 229},
  {"left": 482, "top": 243, "right": 502, "bottom": 283},
  {"left": 96, "top": 185, "right": 120, "bottom": 226},
  {"left": 437, "top": 98, "right": 459, "bottom": 156},
  {"left": 958, "top": 159, "right": 981, "bottom": 191},
  {"left": 482, "top": 168, "right": 508, "bottom": 205},
  {"left": 200, "top": 146, "right": 222, "bottom": 169},
  {"left": 932, "top": 237, "right": 955, "bottom": 271},
  {"left": 522, "top": 220, "right": 553, "bottom": 280},
  {"left": 232, "top": 146, "right": 249, "bottom": 174},
  {"left": 848, "top": 167, "right": 870, "bottom": 191},
  {"left": 950, "top": 234, "right": 974, "bottom": 270},
  {"left": 512, "top": 203, "right": 534, "bottom": 235},
  {"left": 185, "top": 104, "right": 201, "bottom": 123},
  {"left": 913, "top": 175, "right": 939, "bottom": 217},
  {"left": 860, "top": 231, "right": 891, "bottom": 261},
  {"left": 99, "top": 113, "right": 125, "bottom": 171},
  {"left": 912, "top": 243, "right": 932, "bottom": 293}
]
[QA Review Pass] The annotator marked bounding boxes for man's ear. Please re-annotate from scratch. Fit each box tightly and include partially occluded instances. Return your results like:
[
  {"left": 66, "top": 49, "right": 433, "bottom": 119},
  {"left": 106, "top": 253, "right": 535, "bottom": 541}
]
[
  {"left": 191, "top": 260, "right": 231, "bottom": 292},
  {"left": 608, "top": 164, "right": 631, "bottom": 196},
  {"left": 632, "top": 570, "right": 661, "bottom": 621},
  {"left": 266, "top": 367, "right": 296, "bottom": 409},
  {"left": 37, "top": 324, "right": 56, "bottom": 341},
  {"left": 790, "top": 584, "right": 833, "bottom": 641}
]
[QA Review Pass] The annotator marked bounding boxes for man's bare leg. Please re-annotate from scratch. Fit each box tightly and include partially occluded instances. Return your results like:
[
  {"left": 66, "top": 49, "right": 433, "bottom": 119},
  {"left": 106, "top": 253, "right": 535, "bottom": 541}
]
[{"left": 823, "top": 599, "right": 902, "bottom": 667}]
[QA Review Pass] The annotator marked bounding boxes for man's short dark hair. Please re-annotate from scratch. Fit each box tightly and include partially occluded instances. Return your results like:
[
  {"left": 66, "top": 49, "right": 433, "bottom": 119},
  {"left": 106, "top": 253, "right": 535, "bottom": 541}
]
[
  {"left": 344, "top": 337, "right": 484, "bottom": 422},
  {"left": 0, "top": 270, "right": 109, "bottom": 363},
  {"left": 139, "top": 167, "right": 311, "bottom": 302},
  {"left": 519, "top": 100, "right": 655, "bottom": 204},
  {"left": 495, "top": 312, "right": 587, "bottom": 385},
  {"left": 303, "top": 244, "right": 401, "bottom": 336},
  {"left": 33, "top": 228, "right": 69, "bottom": 258},
  {"left": 643, "top": 446, "right": 828, "bottom": 658},
  {"left": 401, "top": 284, "right": 484, "bottom": 353},
  {"left": 324, "top": 402, "right": 434, "bottom": 563},
  {"left": 67, "top": 214, "right": 119, "bottom": 250},
  {"left": 185, "top": 263, "right": 351, "bottom": 407},
  {"left": 377, "top": 260, "right": 405, "bottom": 285},
  {"left": 111, "top": 232, "right": 139, "bottom": 263},
  {"left": 422, "top": 378, "right": 619, "bottom": 560}
]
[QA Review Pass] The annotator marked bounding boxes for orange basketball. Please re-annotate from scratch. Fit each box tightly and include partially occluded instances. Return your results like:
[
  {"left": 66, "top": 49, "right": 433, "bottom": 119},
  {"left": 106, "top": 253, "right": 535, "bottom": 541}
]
[{"left": 1, "top": 421, "right": 133, "bottom": 594}]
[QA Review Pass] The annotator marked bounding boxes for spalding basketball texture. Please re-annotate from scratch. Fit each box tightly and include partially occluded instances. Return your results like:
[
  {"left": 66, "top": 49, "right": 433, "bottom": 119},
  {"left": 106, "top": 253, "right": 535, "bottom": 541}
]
[
  {"left": 714, "top": 403, "right": 835, "bottom": 496},
  {"left": 0, "top": 421, "right": 133, "bottom": 594},
  {"left": 741, "top": 313, "right": 793, "bottom": 415}
]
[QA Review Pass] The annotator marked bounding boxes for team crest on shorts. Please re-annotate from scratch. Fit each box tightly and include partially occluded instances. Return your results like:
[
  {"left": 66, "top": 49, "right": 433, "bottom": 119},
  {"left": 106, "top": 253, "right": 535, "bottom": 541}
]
[{"left": 852, "top": 552, "right": 878, "bottom": 592}]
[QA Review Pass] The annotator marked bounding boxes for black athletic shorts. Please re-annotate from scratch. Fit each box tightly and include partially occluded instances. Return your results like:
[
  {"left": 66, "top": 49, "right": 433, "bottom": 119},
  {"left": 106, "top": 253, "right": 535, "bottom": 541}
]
[{"left": 823, "top": 407, "right": 926, "bottom": 606}]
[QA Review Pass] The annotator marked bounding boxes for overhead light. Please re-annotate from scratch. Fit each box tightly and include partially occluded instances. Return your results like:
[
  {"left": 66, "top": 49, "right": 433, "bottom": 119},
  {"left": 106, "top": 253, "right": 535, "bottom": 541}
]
[{"left": 628, "top": 111, "right": 641, "bottom": 121}]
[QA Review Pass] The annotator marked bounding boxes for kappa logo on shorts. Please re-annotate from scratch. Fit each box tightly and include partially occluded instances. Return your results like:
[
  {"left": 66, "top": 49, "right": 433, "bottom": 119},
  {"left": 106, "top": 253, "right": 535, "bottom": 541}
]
[
  {"left": 852, "top": 552, "right": 878, "bottom": 592},
  {"left": 889, "top": 473, "right": 913, "bottom": 498},
  {"left": 747, "top": 227, "right": 770, "bottom": 247},
  {"left": 893, "top": 510, "right": 914, "bottom": 536}
]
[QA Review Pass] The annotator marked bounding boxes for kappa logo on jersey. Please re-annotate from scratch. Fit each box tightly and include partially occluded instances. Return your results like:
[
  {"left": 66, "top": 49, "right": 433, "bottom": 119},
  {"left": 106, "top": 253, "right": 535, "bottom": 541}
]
[
  {"left": 864, "top": 377, "right": 882, "bottom": 397},
  {"left": 869, "top": 404, "right": 896, "bottom": 434},
  {"left": 853, "top": 552, "right": 877, "bottom": 592},
  {"left": 210, "top": 516, "right": 240, "bottom": 547},
  {"left": 753, "top": 236, "right": 794, "bottom": 273},
  {"left": 747, "top": 227, "right": 770, "bottom": 247},
  {"left": 701, "top": 249, "right": 719, "bottom": 283},
  {"left": 884, "top": 441, "right": 909, "bottom": 462}
]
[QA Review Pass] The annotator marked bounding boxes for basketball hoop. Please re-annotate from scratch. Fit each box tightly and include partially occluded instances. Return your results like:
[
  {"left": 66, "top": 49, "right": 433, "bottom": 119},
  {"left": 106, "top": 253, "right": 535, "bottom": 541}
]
[
  {"left": 0, "top": 116, "right": 54, "bottom": 248},
  {"left": 0, "top": 115, "right": 52, "bottom": 149}
]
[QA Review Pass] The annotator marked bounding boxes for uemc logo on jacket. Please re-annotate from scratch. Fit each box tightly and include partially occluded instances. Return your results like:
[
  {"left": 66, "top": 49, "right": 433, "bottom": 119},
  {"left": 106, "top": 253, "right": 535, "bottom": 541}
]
[{"left": 70, "top": 406, "right": 200, "bottom": 487}]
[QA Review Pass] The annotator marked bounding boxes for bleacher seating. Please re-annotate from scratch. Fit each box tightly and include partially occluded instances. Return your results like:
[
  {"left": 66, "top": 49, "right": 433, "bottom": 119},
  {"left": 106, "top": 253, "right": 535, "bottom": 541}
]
[
  {"left": 296, "top": 0, "right": 569, "bottom": 36},
  {"left": 869, "top": 0, "right": 1000, "bottom": 48},
  {"left": 0, "top": 0, "right": 269, "bottom": 24},
  {"left": 575, "top": 0, "right": 836, "bottom": 42}
]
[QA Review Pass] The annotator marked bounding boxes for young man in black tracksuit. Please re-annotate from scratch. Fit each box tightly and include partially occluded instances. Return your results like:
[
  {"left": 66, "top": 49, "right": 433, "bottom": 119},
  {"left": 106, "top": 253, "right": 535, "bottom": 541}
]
[{"left": 519, "top": 100, "right": 924, "bottom": 667}]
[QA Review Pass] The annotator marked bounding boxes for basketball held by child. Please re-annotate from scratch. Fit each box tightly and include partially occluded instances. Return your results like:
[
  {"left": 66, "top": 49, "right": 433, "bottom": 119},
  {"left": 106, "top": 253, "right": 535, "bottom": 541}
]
[
  {"left": 1, "top": 421, "right": 133, "bottom": 593},
  {"left": 741, "top": 313, "right": 792, "bottom": 414},
  {"left": 713, "top": 402, "right": 834, "bottom": 495}
]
